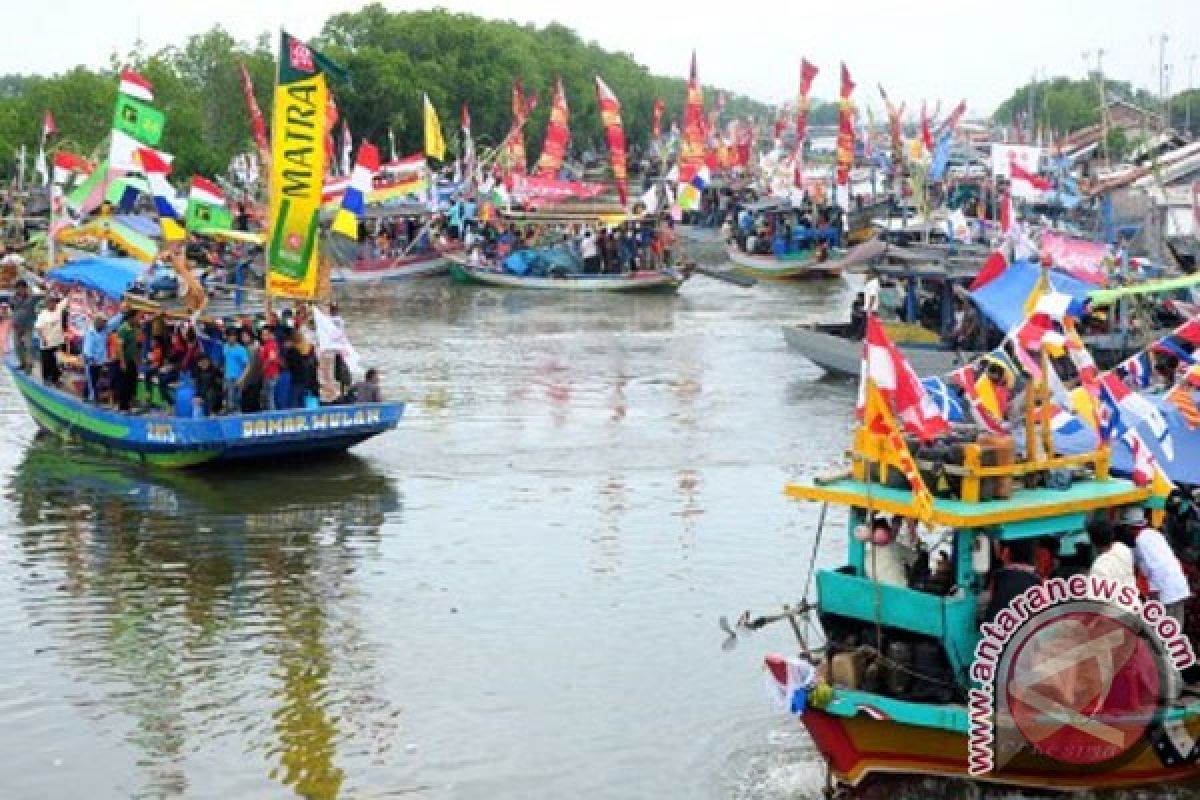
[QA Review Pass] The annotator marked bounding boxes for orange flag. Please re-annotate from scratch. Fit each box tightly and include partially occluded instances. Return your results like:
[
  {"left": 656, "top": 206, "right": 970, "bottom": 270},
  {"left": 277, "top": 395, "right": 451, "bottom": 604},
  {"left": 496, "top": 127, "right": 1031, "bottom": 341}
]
[
  {"left": 595, "top": 75, "right": 628, "bottom": 206},
  {"left": 535, "top": 78, "right": 570, "bottom": 176}
]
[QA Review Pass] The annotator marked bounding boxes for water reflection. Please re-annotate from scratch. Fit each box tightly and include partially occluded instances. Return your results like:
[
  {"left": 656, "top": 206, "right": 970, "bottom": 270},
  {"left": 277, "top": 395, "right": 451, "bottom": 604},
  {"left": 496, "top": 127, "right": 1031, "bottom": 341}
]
[{"left": 6, "top": 439, "right": 400, "bottom": 798}]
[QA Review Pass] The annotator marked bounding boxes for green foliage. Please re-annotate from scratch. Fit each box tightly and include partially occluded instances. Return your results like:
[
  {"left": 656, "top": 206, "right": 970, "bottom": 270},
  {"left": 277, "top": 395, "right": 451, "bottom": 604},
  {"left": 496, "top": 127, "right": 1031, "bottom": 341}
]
[
  {"left": 993, "top": 74, "right": 1160, "bottom": 135},
  {"left": 1169, "top": 89, "right": 1200, "bottom": 136},
  {"left": 0, "top": 7, "right": 771, "bottom": 181}
]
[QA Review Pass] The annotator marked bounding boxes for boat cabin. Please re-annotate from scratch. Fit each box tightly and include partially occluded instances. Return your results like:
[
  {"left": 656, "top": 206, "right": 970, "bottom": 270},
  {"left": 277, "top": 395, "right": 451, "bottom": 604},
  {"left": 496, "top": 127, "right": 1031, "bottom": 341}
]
[{"left": 787, "top": 430, "right": 1153, "bottom": 702}]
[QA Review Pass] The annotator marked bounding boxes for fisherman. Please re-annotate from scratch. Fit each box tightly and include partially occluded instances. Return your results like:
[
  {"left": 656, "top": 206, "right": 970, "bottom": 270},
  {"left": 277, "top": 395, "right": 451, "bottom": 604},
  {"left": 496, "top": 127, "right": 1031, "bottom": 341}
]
[
  {"left": 10, "top": 278, "right": 36, "bottom": 372},
  {"left": 580, "top": 229, "right": 600, "bottom": 274},
  {"left": 258, "top": 325, "right": 282, "bottom": 411},
  {"left": 1119, "top": 507, "right": 1190, "bottom": 624},
  {"left": 983, "top": 539, "right": 1042, "bottom": 624},
  {"left": 1088, "top": 519, "right": 1136, "bottom": 586},
  {"left": 82, "top": 311, "right": 123, "bottom": 404},
  {"left": 114, "top": 310, "right": 141, "bottom": 412},
  {"left": 862, "top": 268, "right": 881, "bottom": 315},
  {"left": 33, "top": 294, "right": 65, "bottom": 387}
]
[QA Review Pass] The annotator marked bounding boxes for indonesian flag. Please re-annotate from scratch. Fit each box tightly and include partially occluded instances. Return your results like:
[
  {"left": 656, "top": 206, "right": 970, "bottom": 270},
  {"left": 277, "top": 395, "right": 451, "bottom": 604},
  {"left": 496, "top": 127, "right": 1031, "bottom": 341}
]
[
  {"left": 189, "top": 175, "right": 225, "bottom": 206},
  {"left": 52, "top": 150, "right": 93, "bottom": 184},
  {"left": 1009, "top": 156, "right": 1052, "bottom": 190},
  {"left": 595, "top": 75, "right": 628, "bottom": 206},
  {"left": 118, "top": 67, "right": 154, "bottom": 102},
  {"left": 42, "top": 110, "right": 57, "bottom": 139},
  {"left": 860, "top": 314, "right": 951, "bottom": 441}
]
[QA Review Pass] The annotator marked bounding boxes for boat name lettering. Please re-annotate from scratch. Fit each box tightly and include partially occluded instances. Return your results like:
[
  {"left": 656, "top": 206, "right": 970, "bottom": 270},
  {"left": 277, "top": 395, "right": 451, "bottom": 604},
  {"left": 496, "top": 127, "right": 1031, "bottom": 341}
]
[
  {"left": 240, "top": 408, "right": 383, "bottom": 439},
  {"left": 145, "top": 422, "right": 177, "bottom": 443}
]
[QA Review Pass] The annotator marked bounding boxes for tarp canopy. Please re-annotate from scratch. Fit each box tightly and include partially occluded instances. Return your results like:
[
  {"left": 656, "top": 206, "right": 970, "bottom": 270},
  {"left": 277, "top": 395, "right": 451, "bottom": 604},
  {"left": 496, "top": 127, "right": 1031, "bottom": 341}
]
[
  {"left": 1089, "top": 272, "right": 1200, "bottom": 305},
  {"left": 47, "top": 256, "right": 145, "bottom": 300},
  {"left": 970, "top": 260, "right": 1094, "bottom": 332},
  {"left": 1112, "top": 393, "right": 1200, "bottom": 486}
]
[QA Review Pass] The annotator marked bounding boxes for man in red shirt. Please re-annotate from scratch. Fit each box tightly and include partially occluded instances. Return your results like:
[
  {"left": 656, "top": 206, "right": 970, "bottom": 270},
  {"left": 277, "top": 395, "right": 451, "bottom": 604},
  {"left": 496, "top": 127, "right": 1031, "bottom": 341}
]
[{"left": 258, "top": 326, "right": 282, "bottom": 411}]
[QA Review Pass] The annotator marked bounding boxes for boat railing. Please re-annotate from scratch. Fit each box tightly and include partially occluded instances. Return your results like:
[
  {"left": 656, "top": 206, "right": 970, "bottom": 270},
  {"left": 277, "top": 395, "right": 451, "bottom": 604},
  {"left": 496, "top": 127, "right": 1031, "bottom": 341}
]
[{"left": 848, "top": 427, "right": 1111, "bottom": 504}]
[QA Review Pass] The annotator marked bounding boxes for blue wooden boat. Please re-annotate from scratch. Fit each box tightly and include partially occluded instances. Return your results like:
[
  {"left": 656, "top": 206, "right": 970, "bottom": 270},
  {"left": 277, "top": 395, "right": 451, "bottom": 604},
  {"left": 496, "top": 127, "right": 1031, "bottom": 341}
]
[{"left": 6, "top": 360, "right": 402, "bottom": 468}]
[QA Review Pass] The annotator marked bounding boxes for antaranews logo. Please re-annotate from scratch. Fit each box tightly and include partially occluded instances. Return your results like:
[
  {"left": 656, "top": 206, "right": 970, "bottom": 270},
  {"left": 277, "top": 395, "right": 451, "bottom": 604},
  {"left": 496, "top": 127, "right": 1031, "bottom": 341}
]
[{"left": 968, "top": 574, "right": 1196, "bottom": 776}]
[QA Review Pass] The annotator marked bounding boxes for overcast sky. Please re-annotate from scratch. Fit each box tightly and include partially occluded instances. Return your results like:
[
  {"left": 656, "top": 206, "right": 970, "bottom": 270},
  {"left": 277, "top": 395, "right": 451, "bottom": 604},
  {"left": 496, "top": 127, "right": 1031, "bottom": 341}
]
[{"left": 8, "top": 0, "right": 1200, "bottom": 115}]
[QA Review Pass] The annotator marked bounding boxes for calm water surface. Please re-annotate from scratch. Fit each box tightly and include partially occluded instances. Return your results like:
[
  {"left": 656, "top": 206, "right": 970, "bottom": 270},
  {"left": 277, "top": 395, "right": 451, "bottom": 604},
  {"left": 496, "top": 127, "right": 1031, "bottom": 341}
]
[{"left": 0, "top": 274, "right": 874, "bottom": 799}]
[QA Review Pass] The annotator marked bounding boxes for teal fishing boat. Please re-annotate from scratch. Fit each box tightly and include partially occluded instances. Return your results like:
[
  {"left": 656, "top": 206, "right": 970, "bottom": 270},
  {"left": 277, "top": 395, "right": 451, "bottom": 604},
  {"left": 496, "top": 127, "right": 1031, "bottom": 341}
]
[{"left": 756, "top": 348, "right": 1200, "bottom": 792}]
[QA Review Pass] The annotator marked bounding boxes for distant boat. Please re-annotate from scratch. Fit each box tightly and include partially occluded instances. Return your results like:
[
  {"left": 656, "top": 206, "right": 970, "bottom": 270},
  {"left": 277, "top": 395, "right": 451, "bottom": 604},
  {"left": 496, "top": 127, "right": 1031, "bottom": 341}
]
[
  {"left": 447, "top": 257, "right": 686, "bottom": 292},
  {"left": 330, "top": 249, "right": 452, "bottom": 283},
  {"left": 727, "top": 238, "right": 885, "bottom": 281},
  {"left": 7, "top": 359, "right": 402, "bottom": 468}
]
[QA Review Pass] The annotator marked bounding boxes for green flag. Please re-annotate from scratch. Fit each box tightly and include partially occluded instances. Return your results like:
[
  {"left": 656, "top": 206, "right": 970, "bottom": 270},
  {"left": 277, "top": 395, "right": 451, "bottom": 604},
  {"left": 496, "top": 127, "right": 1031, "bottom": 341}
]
[
  {"left": 186, "top": 199, "right": 233, "bottom": 231},
  {"left": 113, "top": 94, "right": 165, "bottom": 146}
]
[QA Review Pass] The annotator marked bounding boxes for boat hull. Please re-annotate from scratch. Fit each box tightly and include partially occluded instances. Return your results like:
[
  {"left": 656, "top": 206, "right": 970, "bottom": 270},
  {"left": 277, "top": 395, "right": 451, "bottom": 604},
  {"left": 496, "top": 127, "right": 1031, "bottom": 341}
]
[
  {"left": 726, "top": 245, "right": 846, "bottom": 279},
  {"left": 783, "top": 324, "right": 966, "bottom": 377},
  {"left": 7, "top": 362, "right": 403, "bottom": 468},
  {"left": 331, "top": 251, "right": 450, "bottom": 283},
  {"left": 802, "top": 706, "right": 1200, "bottom": 791},
  {"left": 447, "top": 259, "right": 684, "bottom": 292}
]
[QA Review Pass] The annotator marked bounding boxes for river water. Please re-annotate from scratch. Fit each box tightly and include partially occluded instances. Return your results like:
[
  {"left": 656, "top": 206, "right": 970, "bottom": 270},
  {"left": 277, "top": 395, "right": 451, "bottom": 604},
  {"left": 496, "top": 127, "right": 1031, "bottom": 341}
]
[{"left": 0, "top": 273, "right": 866, "bottom": 798}]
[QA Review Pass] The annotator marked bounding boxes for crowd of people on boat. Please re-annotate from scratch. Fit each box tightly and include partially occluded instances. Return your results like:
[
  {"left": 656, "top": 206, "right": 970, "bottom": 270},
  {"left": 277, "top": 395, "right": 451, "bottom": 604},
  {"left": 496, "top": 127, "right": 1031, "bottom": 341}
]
[
  {"left": 10, "top": 282, "right": 382, "bottom": 417},
  {"left": 723, "top": 204, "right": 843, "bottom": 260},
  {"left": 865, "top": 502, "right": 1195, "bottom": 633},
  {"left": 463, "top": 217, "right": 678, "bottom": 274}
]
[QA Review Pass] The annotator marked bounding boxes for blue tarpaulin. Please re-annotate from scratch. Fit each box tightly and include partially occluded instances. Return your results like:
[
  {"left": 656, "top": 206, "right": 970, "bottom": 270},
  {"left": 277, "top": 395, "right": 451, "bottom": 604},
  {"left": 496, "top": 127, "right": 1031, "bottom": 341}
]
[
  {"left": 47, "top": 257, "right": 144, "bottom": 300},
  {"left": 970, "top": 260, "right": 1094, "bottom": 332},
  {"left": 1112, "top": 394, "right": 1200, "bottom": 486}
]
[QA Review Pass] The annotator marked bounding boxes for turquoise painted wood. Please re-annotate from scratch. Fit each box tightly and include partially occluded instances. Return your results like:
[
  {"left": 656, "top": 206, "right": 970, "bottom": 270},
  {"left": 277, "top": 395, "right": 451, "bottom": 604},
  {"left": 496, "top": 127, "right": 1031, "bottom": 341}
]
[{"left": 820, "top": 688, "right": 972, "bottom": 732}]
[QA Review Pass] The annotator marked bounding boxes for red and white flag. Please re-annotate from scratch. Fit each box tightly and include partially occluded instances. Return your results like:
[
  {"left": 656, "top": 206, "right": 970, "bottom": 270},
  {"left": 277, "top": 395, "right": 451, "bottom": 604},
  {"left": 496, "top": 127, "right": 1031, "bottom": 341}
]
[
  {"left": 42, "top": 110, "right": 57, "bottom": 139},
  {"left": 189, "top": 175, "right": 225, "bottom": 206},
  {"left": 118, "top": 67, "right": 154, "bottom": 102},
  {"left": 1009, "top": 156, "right": 1051, "bottom": 191},
  {"left": 858, "top": 315, "right": 951, "bottom": 441}
]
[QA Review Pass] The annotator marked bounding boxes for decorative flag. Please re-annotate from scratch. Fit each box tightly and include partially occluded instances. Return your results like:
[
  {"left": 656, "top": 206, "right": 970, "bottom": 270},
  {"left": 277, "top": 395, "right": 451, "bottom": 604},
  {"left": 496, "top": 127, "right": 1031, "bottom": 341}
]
[
  {"left": 332, "top": 142, "right": 379, "bottom": 239},
  {"left": 238, "top": 63, "right": 270, "bottom": 172},
  {"left": 1175, "top": 319, "right": 1200, "bottom": 346},
  {"left": 1120, "top": 352, "right": 1154, "bottom": 389},
  {"left": 863, "top": 378, "right": 935, "bottom": 522},
  {"left": 1009, "top": 156, "right": 1052, "bottom": 191},
  {"left": 66, "top": 158, "right": 110, "bottom": 215},
  {"left": 535, "top": 78, "right": 570, "bottom": 176},
  {"left": 652, "top": 98, "right": 665, "bottom": 140},
  {"left": 118, "top": 68, "right": 154, "bottom": 102},
  {"left": 268, "top": 31, "right": 342, "bottom": 298},
  {"left": 595, "top": 75, "right": 628, "bottom": 207},
  {"left": 388, "top": 127, "right": 397, "bottom": 162},
  {"left": 921, "top": 376, "right": 965, "bottom": 423},
  {"left": 325, "top": 92, "right": 339, "bottom": 176},
  {"left": 1098, "top": 372, "right": 1173, "bottom": 460},
  {"left": 878, "top": 85, "right": 906, "bottom": 178},
  {"left": 920, "top": 101, "right": 933, "bottom": 152},
  {"left": 1151, "top": 336, "right": 1196, "bottom": 365},
  {"left": 953, "top": 364, "right": 1007, "bottom": 434},
  {"left": 110, "top": 92, "right": 166, "bottom": 172},
  {"left": 134, "top": 147, "right": 180, "bottom": 220},
  {"left": 679, "top": 51, "right": 707, "bottom": 184},
  {"left": 929, "top": 128, "right": 954, "bottom": 181},
  {"left": 43, "top": 110, "right": 57, "bottom": 139},
  {"left": 796, "top": 59, "right": 819, "bottom": 145},
  {"left": 1166, "top": 384, "right": 1200, "bottom": 430},
  {"left": 938, "top": 100, "right": 967, "bottom": 136},
  {"left": 861, "top": 315, "right": 951, "bottom": 441},
  {"left": 340, "top": 119, "right": 352, "bottom": 177},
  {"left": 186, "top": 176, "right": 232, "bottom": 231},
  {"left": 423, "top": 93, "right": 446, "bottom": 161},
  {"left": 505, "top": 79, "right": 530, "bottom": 178},
  {"left": 51, "top": 151, "right": 92, "bottom": 185},
  {"left": 461, "top": 103, "right": 475, "bottom": 190},
  {"left": 835, "top": 64, "right": 855, "bottom": 188}
]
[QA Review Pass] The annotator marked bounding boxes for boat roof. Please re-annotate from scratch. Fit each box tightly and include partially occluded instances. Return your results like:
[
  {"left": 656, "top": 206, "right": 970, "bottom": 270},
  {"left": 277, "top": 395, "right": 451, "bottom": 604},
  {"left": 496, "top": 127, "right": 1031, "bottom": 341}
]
[{"left": 786, "top": 477, "right": 1149, "bottom": 535}]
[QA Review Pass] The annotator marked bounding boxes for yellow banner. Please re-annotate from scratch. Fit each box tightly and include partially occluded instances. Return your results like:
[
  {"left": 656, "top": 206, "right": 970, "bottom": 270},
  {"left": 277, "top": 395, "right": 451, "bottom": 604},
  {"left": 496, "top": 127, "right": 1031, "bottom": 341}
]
[{"left": 267, "top": 73, "right": 327, "bottom": 298}]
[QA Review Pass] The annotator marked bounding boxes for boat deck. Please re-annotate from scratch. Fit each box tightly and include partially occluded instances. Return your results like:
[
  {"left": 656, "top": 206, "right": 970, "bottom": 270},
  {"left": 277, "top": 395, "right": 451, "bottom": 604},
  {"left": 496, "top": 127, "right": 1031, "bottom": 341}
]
[{"left": 787, "top": 477, "right": 1150, "bottom": 529}]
